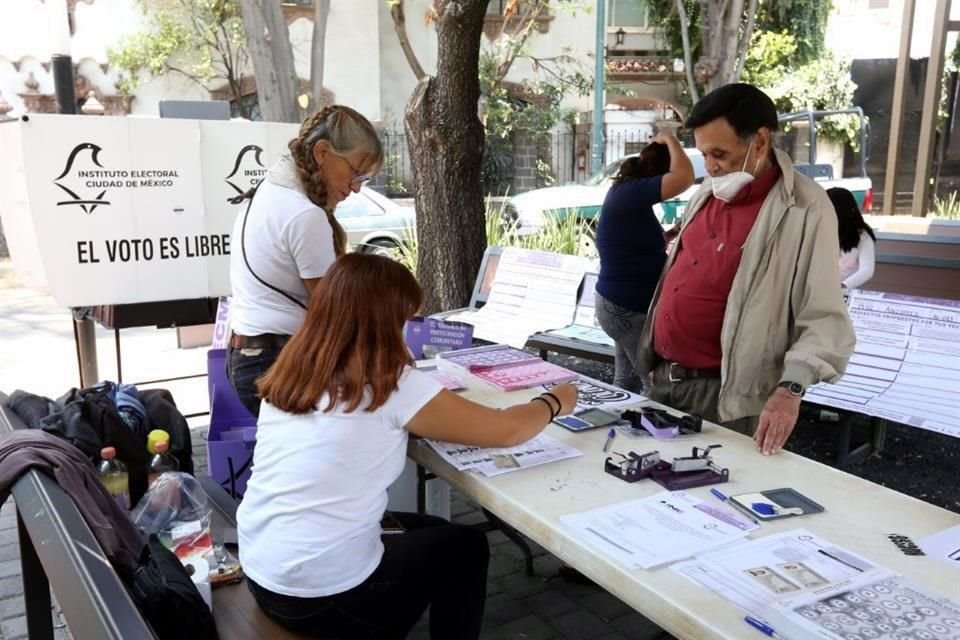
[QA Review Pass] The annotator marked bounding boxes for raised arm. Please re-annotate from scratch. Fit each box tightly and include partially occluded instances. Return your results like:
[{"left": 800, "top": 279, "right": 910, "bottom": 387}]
[
  {"left": 405, "top": 383, "right": 578, "bottom": 448},
  {"left": 653, "top": 131, "right": 695, "bottom": 200}
]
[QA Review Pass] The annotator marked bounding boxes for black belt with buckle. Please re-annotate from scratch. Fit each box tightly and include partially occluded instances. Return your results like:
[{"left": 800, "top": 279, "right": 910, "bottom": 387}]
[
  {"left": 230, "top": 333, "right": 291, "bottom": 349},
  {"left": 666, "top": 362, "right": 722, "bottom": 383}
]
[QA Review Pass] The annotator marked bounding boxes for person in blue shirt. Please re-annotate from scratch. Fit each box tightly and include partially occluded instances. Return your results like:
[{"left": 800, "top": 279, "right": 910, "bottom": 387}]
[{"left": 595, "top": 132, "right": 695, "bottom": 392}]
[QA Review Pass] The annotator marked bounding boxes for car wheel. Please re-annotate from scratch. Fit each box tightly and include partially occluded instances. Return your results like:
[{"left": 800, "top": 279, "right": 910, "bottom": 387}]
[{"left": 364, "top": 239, "right": 400, "bottom": 258}]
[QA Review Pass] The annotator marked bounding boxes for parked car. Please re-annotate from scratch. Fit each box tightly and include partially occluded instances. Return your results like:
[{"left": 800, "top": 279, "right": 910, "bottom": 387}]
[
  {"left": 335, "top": 187, "right": 414, "bottom": 255},
  {"left": 505, "top": 148, "right": 707, "bottom": 237}
]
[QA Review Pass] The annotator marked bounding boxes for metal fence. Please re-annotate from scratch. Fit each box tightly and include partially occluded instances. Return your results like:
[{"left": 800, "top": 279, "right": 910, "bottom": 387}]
[{"left": 376, "top": 129, "right": 673, "bottom": 197}]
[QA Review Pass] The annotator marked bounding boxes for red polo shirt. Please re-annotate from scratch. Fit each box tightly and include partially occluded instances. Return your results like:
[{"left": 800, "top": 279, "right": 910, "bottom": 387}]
[{"left": 653, "top": 164, "right": 781, "bottom": 369}]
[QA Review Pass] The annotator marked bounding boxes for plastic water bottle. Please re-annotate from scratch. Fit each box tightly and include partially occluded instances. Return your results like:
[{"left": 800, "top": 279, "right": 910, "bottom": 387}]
[
  {"left": 147, "top": 440, "right": 179, "bottom": 488},
  {"left": 97, "top": 447, "right": 130, "bottom": 510}
]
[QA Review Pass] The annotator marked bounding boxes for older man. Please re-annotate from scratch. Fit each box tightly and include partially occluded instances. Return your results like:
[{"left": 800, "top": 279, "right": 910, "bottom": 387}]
[{"left": 636, "top": 83, "right": 856, "bottom": 456}]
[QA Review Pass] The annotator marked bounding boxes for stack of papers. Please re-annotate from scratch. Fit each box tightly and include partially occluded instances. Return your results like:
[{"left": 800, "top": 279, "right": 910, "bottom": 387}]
[
  {"left": 560, "top": 491, "right": 758, "bottom": 570},
  {"left": 673, "top": 529, "right": 960, "bottom": 640},
  {"left": 544, "top": 273, "right": 615, "bottom": 347},
  {"left": 423, "top": 433, "right": 582, "bottom": 477},
  {"left": 444, "top": 248, "right": 590, "bottom": 348}
]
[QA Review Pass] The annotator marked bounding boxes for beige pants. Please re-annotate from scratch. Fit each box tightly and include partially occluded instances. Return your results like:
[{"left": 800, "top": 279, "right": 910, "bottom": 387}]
[{"left": 647, "top": 361, "right": 760, "bottom": 436}]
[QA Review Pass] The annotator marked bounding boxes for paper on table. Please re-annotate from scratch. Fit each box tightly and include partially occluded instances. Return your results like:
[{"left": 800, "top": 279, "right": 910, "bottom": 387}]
[
  {"left": 444, "top": 248, "right": 591, "bottom": 348},
  {"left": 423, "top": 433, "right": 582, "bottom": 477},
  {"left": 542, "top": 373, "right": 645, "bottom": 414},
  {"left": 559, "top": 491, "right": 757, "bottom": 570},
  {"left": 671, "top": 529, "right": 880, "bottom": 619},
  {"left": 806, "top": 290, "right": 960, "bottom": 439},
  {"left": 918, "top": 523, "right": 960, "bottom": 569}
]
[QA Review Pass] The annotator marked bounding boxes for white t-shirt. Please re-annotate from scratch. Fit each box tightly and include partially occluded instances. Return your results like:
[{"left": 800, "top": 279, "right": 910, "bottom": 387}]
[
  {"left": 229, "top": 157, "right": 336, "bottom": 336},
  {"left": 839, "top": 230, "right": 875, "bottom": 290},
  {"left": 237, "top": 367, "right": 444, "bottom": 598}
]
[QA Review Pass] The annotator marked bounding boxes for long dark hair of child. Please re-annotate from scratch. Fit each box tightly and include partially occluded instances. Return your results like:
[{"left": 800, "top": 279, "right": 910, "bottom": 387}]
[
  {"left": 612, "top": 141, "right": 670, "bottom": 186},
  {"left": 257, "top": 253, "right": 423, "bottom": 415},
  {"left": 827, "top": 187, "right": 876, "bottom": 253}
]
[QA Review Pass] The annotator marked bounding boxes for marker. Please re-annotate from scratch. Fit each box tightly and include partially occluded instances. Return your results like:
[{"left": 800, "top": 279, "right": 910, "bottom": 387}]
[
  {"left": 602, "top": 428, "right": 616, "bottom": 452},
  {"left": 745, "top": 615, "right": 782, "bottom": 638},
  {"left": 817, "top": 548, "right": 864, "bottom": 572},
  {"left": 710, "top": 488, "right": 728, "bottom": 502}
]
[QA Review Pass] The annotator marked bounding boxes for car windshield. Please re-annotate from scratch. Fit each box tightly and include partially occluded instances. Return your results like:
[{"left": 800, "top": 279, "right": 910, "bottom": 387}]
[{"left": 583, "top": 151, "right": 707, "bottom": 187}]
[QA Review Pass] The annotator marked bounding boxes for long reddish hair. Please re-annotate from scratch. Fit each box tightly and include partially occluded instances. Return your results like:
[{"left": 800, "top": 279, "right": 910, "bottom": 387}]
[{"left": 257, "top": 253, "right": 423, "bottom": 414}]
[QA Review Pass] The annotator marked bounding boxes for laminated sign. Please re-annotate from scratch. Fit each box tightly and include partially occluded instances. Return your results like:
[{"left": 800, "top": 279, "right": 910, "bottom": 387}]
[{"left": 0, "top": 114, "right": 298, "bottom": 306}]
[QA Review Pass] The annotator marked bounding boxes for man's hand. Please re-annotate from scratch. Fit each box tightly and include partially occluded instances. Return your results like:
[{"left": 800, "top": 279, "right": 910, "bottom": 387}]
[{"left": 754, "top": 388, "right": 802, "bottom": 455}]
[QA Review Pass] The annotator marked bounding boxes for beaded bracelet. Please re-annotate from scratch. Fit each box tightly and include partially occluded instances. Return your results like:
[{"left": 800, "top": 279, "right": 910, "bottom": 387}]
[{"left": 531, "top": 396, "right": 557, "bottom": 421}]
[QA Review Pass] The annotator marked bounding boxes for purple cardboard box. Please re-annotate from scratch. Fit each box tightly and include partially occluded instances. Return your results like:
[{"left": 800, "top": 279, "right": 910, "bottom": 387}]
[
  {"left": 206, "top": 349, "right": 258, "bottom": 499},
  {"left": 404, "top": 316, "right": 474, "bottom": 359}
]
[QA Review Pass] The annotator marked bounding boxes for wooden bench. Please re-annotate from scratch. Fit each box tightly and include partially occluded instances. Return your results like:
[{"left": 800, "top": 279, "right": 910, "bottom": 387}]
[{"left": 0, "top": 393, "right": 309, "bottom": 640}]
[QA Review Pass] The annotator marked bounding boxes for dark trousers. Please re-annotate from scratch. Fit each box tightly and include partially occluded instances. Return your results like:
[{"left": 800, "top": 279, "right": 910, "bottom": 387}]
[
  {"left": 248, "top": 513, "right": 490, "bottom": 640},
  {"left": 226, "top": 346, "right": 283, "bottom": 418}
]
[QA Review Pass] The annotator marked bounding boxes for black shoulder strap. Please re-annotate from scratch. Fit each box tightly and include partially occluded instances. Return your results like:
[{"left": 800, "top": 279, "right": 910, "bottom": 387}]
[{"left": 234, "top": 183, "right": 308, "bottom": 310}]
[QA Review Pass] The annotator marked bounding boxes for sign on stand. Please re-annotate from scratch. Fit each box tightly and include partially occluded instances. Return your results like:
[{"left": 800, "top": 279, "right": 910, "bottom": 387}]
[{"left": 0, "top": 114, "right": 299, "bottom": 306}]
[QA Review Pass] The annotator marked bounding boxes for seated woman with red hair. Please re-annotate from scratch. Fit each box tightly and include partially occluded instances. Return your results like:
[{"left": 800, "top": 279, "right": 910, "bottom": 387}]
[{"left": 237, "top": 253, "right": 578, "bottom": 640}]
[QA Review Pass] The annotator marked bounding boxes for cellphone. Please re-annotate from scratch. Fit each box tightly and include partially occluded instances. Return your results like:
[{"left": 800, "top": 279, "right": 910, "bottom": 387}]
[
  {"left": 380, "top": 511, "right": 406, "bottom": 534},
  {"left": 554, "top": 408, "right": 620, "bottom": 431}
]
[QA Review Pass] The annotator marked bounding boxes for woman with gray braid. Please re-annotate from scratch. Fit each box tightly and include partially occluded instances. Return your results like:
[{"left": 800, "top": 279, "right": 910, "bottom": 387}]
[{"left": 227, "top": 105, "right": 384, "bottom": 417}]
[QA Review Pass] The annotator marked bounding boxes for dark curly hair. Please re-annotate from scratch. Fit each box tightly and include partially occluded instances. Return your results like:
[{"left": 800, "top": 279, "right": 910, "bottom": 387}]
[{"left": 612, "top": 141, "right": 670, "bottom": 186}]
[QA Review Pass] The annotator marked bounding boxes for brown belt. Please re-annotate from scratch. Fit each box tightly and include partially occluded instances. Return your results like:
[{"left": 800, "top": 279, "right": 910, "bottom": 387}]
[
  {"left": 230, "top": 333, "right": 291, "bottom": 349},
  {"left": 665, "top": 362, "right": 721, "bottom": 383}
]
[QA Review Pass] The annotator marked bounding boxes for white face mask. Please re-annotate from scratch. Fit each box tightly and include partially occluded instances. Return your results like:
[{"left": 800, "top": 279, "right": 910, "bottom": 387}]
[{"left": 711, "top": 139, "right": 761, "bottom": 203}]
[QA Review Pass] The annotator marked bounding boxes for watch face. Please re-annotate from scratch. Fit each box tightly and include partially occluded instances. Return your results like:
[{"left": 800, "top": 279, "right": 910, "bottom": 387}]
[{"left": 781, "top": 381, "right": 804, "bottom": 396}]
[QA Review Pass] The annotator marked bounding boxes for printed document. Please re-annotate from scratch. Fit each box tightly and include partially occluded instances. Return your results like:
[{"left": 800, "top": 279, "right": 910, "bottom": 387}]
[{"left": 559, "top": 491, "right": 757, "bottom": 570}]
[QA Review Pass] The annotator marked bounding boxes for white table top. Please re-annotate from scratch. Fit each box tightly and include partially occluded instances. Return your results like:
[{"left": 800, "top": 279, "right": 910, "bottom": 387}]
[{"left": 408, "top": 380, "right": 960, "bottom": 640}]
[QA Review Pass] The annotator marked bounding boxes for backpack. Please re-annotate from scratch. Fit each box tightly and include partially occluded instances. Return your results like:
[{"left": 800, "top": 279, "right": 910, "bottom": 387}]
[{"left": 129, "top": 535, "right": 219, "bottom": 640}]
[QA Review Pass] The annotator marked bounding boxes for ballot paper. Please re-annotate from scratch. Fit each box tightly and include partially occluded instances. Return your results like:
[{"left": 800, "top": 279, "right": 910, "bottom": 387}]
[
  {"left": 423, "top": 433, "right": 582, "bottom": 477},
  {"left": 673, "top": 529, "right": 960, "bottom": 640},
  {"left": 559, "top": 490, "right": 757, "bottom": 570}
]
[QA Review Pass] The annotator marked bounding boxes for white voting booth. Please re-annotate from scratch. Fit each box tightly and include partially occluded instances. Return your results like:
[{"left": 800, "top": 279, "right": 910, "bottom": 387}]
[{"left": 0, "top": 113, "right": 448, "bottom": 517}]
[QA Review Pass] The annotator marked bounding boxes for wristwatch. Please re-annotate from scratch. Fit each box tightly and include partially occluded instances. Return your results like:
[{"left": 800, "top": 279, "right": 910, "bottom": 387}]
[{"left": 777, "top": 381, "right": 805, "bottom": 397}]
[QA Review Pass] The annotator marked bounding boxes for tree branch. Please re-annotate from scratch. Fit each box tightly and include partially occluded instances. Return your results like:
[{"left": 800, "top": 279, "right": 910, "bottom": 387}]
[
  {"left": 734, "top": 0, "right": 758, "bottom": 81},
  {"left": 492, "top": 0, "right": 547, "bottom": 87},
  {"left": 675, "top": 0, "right": 700, "bottom": 102},
  {"left": 390, "top": 0, "right": 427, "bottom": 81},
  {"left": 310, "top": 0, "right": 330, "bottom": 113}
]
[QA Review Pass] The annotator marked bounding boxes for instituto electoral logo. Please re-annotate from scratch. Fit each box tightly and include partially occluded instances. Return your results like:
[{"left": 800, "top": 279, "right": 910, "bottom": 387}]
[
  {"left": 54, "top": 142, "right": 111, "bottom": 214},
  {"left": 54, "top": 142, "right": 182, "bottom": 215},
  {"left": 225, "top": 144, "right": 266, "bottom": 195}
]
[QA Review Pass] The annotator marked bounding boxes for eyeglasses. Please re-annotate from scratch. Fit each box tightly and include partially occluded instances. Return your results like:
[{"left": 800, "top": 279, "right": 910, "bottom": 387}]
[{"left": 340, "top": 155, "right": 371, "bottom": 186}]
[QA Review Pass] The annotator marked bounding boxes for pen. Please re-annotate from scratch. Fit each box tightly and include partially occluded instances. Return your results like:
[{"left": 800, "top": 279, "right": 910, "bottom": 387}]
[
  {"left": 745, "top": 615, "right": 782, "bottom": 638},
  {"left": 710, "top": 488, "right": 728, "bottom": 502},
  {"left": 602, "top": 427, "right": 616, "bottom": 452},
  {"left": 817, "top": 548, "right": 864, "bottom": 572}
]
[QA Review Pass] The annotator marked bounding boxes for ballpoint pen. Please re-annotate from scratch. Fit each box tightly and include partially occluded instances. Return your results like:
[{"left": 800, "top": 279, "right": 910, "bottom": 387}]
[
  {"left": 602, "top": 427, "right": 616, "bottom": 453},
  {"left": 745, "top": 615, "right": 783, "bottom": 638},
  {"left": 710, "top": 487, "right": 761, "bottom": 525}
]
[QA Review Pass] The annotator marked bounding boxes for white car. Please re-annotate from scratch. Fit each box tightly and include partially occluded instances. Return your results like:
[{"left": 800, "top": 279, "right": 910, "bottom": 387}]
[
  {"left": 335, "top": 187, "right": 415, "bottom": 256},
  {"left": 505, "top": 149, "right": 707, "bottom": 235}
]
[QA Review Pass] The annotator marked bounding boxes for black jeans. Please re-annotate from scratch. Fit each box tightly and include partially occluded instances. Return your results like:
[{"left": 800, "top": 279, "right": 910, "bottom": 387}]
[
  {"left": 226, "top": 346, "right": 283, "bottom": 418},
  {"left": 248, "top": 513, "right": 490, "bottom": 639}
]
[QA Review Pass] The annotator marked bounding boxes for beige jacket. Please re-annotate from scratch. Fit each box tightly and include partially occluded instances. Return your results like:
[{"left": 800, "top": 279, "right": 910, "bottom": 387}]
[{"left": 637, "top": 148, "right": 856, "bottom": 421}]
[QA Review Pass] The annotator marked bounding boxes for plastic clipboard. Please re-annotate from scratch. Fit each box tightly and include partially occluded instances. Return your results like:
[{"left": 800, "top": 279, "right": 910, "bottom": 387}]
[{"left": 728, "top": 488, "right": 825, "bottom": 520}]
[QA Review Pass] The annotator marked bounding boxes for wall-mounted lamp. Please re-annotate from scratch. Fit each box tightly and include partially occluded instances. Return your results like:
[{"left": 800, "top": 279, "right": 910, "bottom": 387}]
[{"left": 615, "top": 28, "right": 626, "bottom": 46}]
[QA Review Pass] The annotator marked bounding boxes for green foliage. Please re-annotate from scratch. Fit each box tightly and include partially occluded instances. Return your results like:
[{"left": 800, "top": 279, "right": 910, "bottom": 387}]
[
  {"left": 931, "top": 192, "right": 960, "bottom": 220},
  {"left": 741, "top": 30, "right": 797, "bottom": 89},
  {"left": 479, "top": 1, "right": 592, "bottom": 193},
  {"left": 107, "top": 0, "right": 248, "bottom": 111},
  {"left": 766, "top": 52, "right": 863, "bottom": 149},
  {"left": 756, "top": 0, "right": 832, "bottom": 68}
]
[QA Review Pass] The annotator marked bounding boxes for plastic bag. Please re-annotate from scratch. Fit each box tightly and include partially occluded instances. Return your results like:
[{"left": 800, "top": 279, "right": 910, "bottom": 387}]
[{"left": 132, "top": 472, "right": 212, "bottom": 561}]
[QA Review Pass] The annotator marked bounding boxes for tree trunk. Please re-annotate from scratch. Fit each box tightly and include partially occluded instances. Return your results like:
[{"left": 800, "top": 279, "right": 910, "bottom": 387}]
[
  {"left": 405, "top": 0, "right": 488, "bottom": 314},
  {"left": 696, "top": 0, "right": 753, "bottom": 93},
  {"left": 309, "top": 0, "right": 331, "bottom": 111},
  {"left": 238, "top": 0, "right": 300, "bottom": 123}
]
